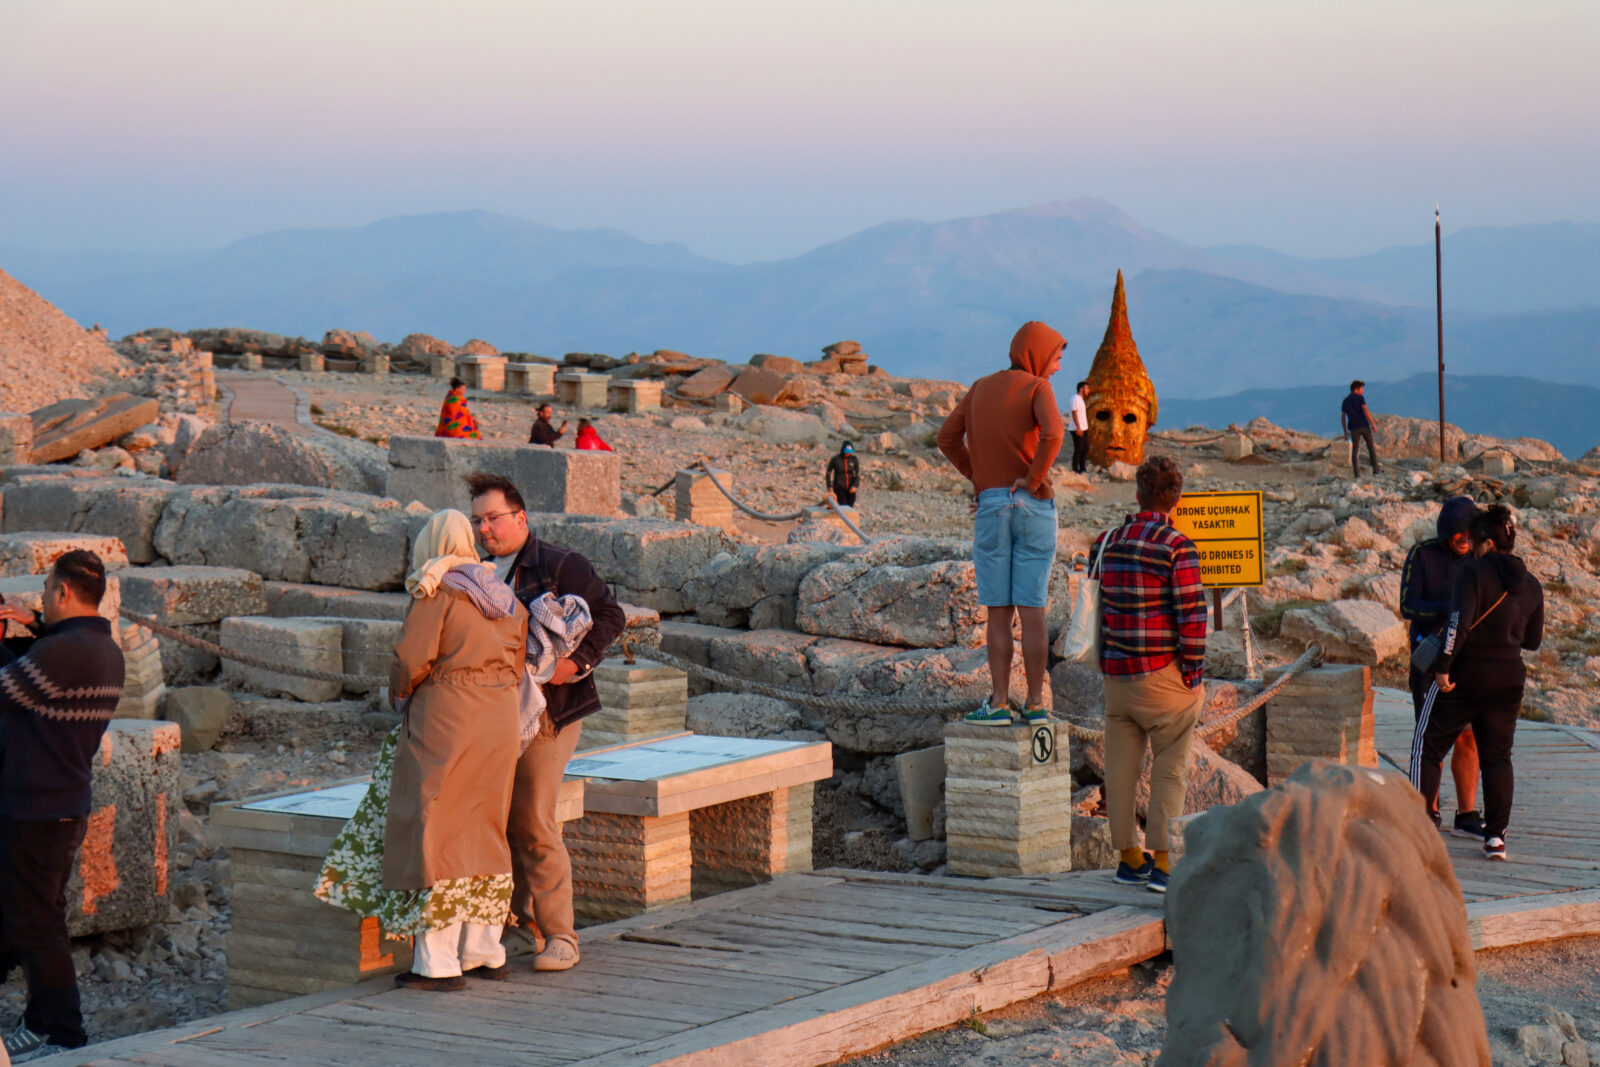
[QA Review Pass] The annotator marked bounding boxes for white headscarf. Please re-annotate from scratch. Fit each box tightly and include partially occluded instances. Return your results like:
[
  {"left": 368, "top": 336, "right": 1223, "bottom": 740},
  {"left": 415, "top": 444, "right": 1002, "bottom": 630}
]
[{"left": 405, "top": 509, "right": 488, "bottom": 598}]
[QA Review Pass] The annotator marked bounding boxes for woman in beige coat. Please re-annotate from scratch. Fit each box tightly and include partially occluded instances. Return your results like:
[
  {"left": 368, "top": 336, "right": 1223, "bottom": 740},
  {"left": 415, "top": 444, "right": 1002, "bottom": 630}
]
[{"left": 316, "top": 509, "right": 527, "bottom": 991}]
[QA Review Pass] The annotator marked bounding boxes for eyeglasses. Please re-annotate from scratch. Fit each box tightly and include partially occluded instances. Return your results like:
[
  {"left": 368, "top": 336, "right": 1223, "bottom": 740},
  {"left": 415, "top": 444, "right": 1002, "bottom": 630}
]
[{"left": 470, "top": 510, "right": 522, "bottom": 529}]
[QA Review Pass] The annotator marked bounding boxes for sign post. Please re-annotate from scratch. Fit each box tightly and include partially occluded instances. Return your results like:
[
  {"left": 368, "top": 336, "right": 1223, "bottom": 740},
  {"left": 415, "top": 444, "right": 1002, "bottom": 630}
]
[{"left": 1170, "top": 490, "right": 1265, "bottom": 678}]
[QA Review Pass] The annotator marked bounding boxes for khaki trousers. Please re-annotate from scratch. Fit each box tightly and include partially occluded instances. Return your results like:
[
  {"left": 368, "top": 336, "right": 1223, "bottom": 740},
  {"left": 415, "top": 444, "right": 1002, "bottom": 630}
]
[
  {"left": 507, "top": 716, "right": 582, "bottom": 947},
  {"left": 1103, "top": 662, "right": 1203, "bottom": 852}
]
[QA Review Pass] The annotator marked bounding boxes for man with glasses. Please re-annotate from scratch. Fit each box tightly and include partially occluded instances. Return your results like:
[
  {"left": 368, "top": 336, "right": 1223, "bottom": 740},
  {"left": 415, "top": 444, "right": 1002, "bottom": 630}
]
[{"left": 466, "top": 473, "right": 626, "bottom": 973}]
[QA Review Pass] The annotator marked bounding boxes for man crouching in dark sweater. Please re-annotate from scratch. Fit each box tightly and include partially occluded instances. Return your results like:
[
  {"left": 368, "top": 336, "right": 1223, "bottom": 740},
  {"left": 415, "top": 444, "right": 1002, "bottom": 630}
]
[{"left": 0, "top": 550, "right": 125, "bottom": 1061}]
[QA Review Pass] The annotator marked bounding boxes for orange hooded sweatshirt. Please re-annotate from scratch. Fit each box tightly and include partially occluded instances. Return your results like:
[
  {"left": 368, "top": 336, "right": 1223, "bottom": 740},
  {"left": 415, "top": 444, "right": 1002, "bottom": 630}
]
[{"left": 937, "top": 321, "right": 1066, "bottom": 499}]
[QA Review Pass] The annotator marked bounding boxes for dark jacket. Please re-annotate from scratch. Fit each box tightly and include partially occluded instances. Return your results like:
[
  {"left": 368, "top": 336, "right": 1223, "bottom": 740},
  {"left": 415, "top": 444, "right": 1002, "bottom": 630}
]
[
  {"left": 0, "top": 615, "right": 125, "bottom": 819},
  {"left": 825, "top": 451, "right": 859, "bottom": 494},
  {"left": 529, "top": 416, "right": 562, "bottom": 447},
  {"left": 1399, "top": 497, "right": 1480, "bottom": 648},
  {"left": 1435, "top": 552, "right": 1544, "bottom": 675},
  {"left": 505, "top": 536, "right": 626, "bottom": 729}
]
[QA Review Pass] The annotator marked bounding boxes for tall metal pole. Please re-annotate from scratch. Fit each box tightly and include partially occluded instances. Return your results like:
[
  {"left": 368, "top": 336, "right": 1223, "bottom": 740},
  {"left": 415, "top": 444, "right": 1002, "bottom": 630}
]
[{"left": 1436, "top": 206, "right": 1446, "bottom": 463}]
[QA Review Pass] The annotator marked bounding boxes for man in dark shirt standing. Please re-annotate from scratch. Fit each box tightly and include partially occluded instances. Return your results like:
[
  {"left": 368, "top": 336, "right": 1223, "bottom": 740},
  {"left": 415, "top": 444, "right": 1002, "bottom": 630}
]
[
  {"left": 529, "top": 404, "right": 567, "bottom": 447},
  {"left": 1340, "top": 379, "right": 1381, "bottom": 478},
  {"left": 0, "top": 551, "right": 125, "bottom": 1061}
]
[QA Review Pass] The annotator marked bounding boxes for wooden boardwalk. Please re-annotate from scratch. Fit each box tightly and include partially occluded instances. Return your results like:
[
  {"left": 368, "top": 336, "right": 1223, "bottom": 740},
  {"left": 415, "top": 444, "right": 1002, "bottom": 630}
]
[{"left": 47, "top": 686, "right": 1600, "bottom": 1067}]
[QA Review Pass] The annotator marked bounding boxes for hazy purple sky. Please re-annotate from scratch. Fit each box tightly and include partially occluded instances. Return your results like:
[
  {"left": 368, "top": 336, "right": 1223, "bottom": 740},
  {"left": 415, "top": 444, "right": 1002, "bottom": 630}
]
[{"left": 3, "top": 0, "right": 1596, "bottom": 261}]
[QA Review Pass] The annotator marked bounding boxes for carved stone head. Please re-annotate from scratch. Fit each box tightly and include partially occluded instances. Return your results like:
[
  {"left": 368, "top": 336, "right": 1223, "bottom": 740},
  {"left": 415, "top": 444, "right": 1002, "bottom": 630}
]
[{"left": 1085, "top": 270, "right": 1158, "bottom": 468}]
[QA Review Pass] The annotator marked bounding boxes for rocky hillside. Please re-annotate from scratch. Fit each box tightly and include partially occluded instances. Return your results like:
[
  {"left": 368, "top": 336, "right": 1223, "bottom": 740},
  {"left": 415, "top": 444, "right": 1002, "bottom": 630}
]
[{"left": 0, "top": 267, "right": 127, "bottom": 411}]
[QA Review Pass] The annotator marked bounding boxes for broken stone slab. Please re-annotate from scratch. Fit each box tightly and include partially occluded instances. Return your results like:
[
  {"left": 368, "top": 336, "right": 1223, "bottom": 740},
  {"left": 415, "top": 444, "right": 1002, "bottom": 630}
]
[
  {"left": 263, "top": 581, "right": 409, "bottom": 621},
  {"left": 0, "top": 474, "right": 176, "bottom": 563},
  {"left": 0, "top": 532, "right": 130, "bottom": 577},
  {"left": 797, "top": 550, "right": 982, "bottom": 648},
  {"left": 896, "top": 745, "right": 945, "bottom": 842},
  {"left": 219, "top": 616, "right": 344, "bottom": 703},
  {"left": 299, "top": 615, "right": 403, "bottom": 694},
  {"left": 385, "top": 434, "right": 620, "bottom": 518},
  {"left": 735, "top": 404, "right": 833, "bottom": 445},
  {"left": 0, "top": 411, "right": 32, "bottom": 464},
  {"left": 153, "top": 484, "right": 415, "bottom": 591},
  {"left": 730, "top": 366, "right": 804, "bottom": 407},
  {"left": 675, "top": 363, "right": 734, "bottom": 399},
  {"left": 175, "top": 422, "right": 387, "bottom": 495},
  {"left": 162, "top": 686, "right": 234, "bottom": 752},
  {"left": 118, "top": 565, "right": 267, "bottom": 625},
  {"left": 1280, "top": 598, "right": 1408, "bottom": 665},
  {"left": 682, "top": 541, "right": 857, "bottom": 630},
  {"left": 67, "top": 719, "right": 181, "bottom": 937},
  {"left": 524, "top": 514, "right": 733, "bottom": 614},
  {"left": 30, "top": 393, "right": 162, "bottom": 465},
  {"left": 684, "top": 692, "right": 820, "bottom": 741}
]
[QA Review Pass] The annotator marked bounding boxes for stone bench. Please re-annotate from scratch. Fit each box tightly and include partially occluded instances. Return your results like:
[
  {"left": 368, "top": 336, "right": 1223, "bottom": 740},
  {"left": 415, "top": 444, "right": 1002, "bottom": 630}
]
[
  {"left": 555, "top": 371, "right": 610, "bottom": 409},
  {"left": 212, "top": 776, "right": 586, "bottom": 1009},
  {"left": 68, "top": 720, "right": 181, "bottom": 937},
  {"left": 457, "top": 355, "right": 506, "bottom": 392},
  {"left": 608, "top": 379, "right": 663, "bottom": 414},
  {"left": 505, "top": 362, "right": 557, "bottom": 397},
  {"left": 564, "top": 732, "right": 832, "bottom": 919}
]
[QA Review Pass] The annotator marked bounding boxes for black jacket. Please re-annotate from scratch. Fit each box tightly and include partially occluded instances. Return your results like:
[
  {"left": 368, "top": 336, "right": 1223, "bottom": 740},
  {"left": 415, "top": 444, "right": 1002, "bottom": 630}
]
[
  {"left": 1399, "top": 539, "right": 1469, "bottom": 648},
  {"left": 1436, "top": 552, "right": 1544, "bottom": 675},
  {"left": 825, "top": 452, "right": 859, "bottom": 493},
  {"left": 529, "top": 416, "right": 562, "bottom": 447},
  {"left": 505, "top": 536, "right": 626, "bottom": 729},
  {"left": 0, "top": 615, "right": 125, "bottom": 819}
]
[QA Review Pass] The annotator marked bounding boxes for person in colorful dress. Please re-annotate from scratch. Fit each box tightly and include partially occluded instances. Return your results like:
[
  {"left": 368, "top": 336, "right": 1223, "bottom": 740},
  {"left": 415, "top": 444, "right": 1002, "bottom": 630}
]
[
  {"left": 315, "top": 509, "right": 527, "bottom": 990},
  {"left": 435, "top": 378, "right": 483, "bottom": 439}
]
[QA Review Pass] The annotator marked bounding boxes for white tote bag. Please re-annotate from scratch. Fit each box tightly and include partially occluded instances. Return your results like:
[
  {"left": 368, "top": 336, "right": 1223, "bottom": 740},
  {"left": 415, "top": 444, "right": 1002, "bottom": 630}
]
[{"left": 1058, "top": 532, "right": 1110, "bottom": 663}]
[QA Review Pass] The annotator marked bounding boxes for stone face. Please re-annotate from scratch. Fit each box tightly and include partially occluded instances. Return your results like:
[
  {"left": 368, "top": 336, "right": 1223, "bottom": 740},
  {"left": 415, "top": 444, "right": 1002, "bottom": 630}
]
[
  {"left": 0, "top": 532, "right": 129, "bottom": 577},
  {"left": 30, "top": 393, "right": 162, "bottom": 464},
  {"left": 796, "top": 537, "right": 983, "bottom": 648},
  {"left": 119, "top": 565, "right": 267, "bottom": 625},
  {"left": 525, "top": 515, "right": 734, "bottom": 614},
  {"left": 219, "top": 616, "right": 344, "bottom": 703},
  {"left": 67, "top": 720, "right": 181, "bottom": 937},
  {"left": 1161, "top": 760, "right": 1490, "bottom": 1067},
  {"left": 1280, "top": 598, "right": 1408, "bottom": 665},
  {"left": 385, "top": 434, "right": 621, "bottom": 518},
  {"left": 163, "top": 686, "right": 233, "bottom": 752},
  {"left": 682, "top": 542, "right": 856, "bottom": 630},
  {"left": 176, "top": 422, "right": 387, "bottom": 495}
]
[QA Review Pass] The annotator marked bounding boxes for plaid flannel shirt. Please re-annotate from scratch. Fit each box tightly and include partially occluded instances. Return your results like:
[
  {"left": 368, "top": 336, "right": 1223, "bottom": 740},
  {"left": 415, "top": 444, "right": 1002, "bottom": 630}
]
[{"left": 1093, "top": 511, "right": 1208, "bottom": 687}]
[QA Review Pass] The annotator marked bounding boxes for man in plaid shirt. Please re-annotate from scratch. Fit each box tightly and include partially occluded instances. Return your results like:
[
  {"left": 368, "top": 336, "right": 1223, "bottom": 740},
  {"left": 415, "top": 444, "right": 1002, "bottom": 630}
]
[{"left": 1092, "top": 455, "right": 1207, "bottom": 893}]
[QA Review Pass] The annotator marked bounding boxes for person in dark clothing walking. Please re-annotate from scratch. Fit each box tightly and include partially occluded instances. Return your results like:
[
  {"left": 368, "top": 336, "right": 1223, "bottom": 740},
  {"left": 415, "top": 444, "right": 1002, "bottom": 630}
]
[
  {"left": 1399, "top": 496, "right": 1484, "bottom": 836},
  {"left": 1411, "top": 505, "right": 1544, "bottom": 861},
  {"left": 466, "top": 473, "right": 625, "bottom": 973},
  {"left": 825, "top": 442, "right": 860, "bottom": 506},
  {"left": 1340, "top": 380, "right": 1381, "bottom": 477},
  {"left": 529, "top": 404, "right": 567, "bottom": 447},
  {"left": 0, "top": 551, "right": 125, "bottom": 1061}
]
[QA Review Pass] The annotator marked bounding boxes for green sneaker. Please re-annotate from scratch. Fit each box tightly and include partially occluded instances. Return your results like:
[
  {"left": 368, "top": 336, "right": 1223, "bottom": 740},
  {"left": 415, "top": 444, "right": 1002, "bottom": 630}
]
[
  {"left": 962, "top": 699, "right": 1013, "bottom": 727},
  {"left": 1021, "top": 704, "right": 1050, "bottom": 725}
]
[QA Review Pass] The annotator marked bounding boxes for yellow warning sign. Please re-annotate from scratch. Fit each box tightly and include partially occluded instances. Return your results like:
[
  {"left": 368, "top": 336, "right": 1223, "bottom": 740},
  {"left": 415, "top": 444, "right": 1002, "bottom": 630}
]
[{"left": 1169, "top": 491, "right": 1264, "bottom": 587}]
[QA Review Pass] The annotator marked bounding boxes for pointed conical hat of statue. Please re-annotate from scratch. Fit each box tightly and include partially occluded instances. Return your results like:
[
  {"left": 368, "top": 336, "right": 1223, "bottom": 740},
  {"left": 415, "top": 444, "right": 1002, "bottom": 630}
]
[{"left": 1084, "top": 270, "right": 1158, "bottom": 467}]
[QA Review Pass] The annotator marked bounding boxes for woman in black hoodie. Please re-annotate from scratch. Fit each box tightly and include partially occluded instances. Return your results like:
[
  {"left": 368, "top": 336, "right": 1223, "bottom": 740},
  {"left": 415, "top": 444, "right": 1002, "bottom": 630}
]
[{"left": 1411, "top": 505, "right": 1544, "bottom": 860}]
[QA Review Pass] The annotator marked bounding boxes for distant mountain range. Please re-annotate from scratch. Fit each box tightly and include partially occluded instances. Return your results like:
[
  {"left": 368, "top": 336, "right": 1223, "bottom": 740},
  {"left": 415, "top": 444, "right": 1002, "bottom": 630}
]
[
  {"left": 1162, "top": 374, "right": 1600, "bottom": 459},
  {"left": 2, "top": 200, "right": 1597, "bottom": 404}
]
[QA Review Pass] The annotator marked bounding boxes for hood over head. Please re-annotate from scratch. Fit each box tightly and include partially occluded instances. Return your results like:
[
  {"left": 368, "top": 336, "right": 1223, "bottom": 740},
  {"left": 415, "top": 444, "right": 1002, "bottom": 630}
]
[
  {"left": 1482, "top": 550, "right": 1529, "bottom": 588},
  {"left": 1008, "top": 321, "right": 1065, "bottom": 377},
  {"left": 1437, "top": 496, "right": 1479, "bottom": 543}
]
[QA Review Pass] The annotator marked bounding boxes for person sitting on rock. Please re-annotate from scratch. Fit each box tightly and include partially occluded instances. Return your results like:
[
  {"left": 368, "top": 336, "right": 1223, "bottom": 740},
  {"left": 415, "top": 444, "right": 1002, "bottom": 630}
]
[
  {"left": 434, "top": 378, "right": 482, "bottom": 439},
  {"left": 1093, "top": 455, "right": 1207, "bottom": 895},
  {"left": 825, "top": 441, "right": 860, "bottom": 506},
  {"left": 937, "top": 320, "right": 1066, "bottom": 727},
  {"left": 0, "top": 551, "right": 125, "bottom": 1060},
  {"left": 528, "top": 404, "right": 567, "bottom": 447},
  {"left": 573, "top": 418, "right": 612, "bottom": 452}
]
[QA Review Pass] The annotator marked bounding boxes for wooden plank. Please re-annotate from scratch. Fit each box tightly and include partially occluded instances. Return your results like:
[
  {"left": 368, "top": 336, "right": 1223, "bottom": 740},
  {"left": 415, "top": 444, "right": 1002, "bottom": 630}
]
[
  {"left": 738, "top": 893, "right": 1044, "bottom": 938},
  {"left": 309, "top": 1001, "right": 635, "bottom": 1058},
  {"left": 674, "top": 909, "right": 991, "bottom": 949},
  {"left": 1468, "top": 887, "right": 1600, "bottom": 949}
]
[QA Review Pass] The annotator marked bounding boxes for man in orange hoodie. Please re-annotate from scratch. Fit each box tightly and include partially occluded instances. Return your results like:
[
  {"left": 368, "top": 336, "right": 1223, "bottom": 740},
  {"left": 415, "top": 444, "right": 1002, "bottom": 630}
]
[{"left": 938, "top": 322, "right": 1067, "bottom": 725}]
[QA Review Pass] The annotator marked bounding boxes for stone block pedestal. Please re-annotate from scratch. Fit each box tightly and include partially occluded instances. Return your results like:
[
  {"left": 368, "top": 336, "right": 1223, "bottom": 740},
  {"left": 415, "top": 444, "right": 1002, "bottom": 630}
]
[
  {"left": 1222, "top": 434, "right": 1253, "bottom": 461},
  {"left": 458, "top": 355, "right": 506, "bottom": 392},
  {"left": 219, "top": 617, "right": 343, "bottom": 703},
  {"left": 556, "top": 372, "right": 610, "bottom": 409},
  {"left": 713, "top": 392, "right": 745, "bottom": 415},
  {"left": 675, "top": 468, "right": 738, "bottom": 532},
  {"left": 115, "top": 619, "right": 166, "bottom": 719},
  {"left": 0, "top": 411, "right": 33, "bottom": 465},
  {"left": 430, "top": 355, "right": 456, "bottom": 380},
  {"left": 944, "top": 721, "right": 1072, "bottom": 877},
  {"left": 386, "top": 435, "right": 621, "bottom": 517},
  {"left": 506, "top": 362, "right": 557, "bottom": 397},
  {"left": 567, "top": 810, "right": 692, "bottom": 922},
  {"left": 238, "top": 353, "right": 263, "bottom": 371},
  {"left": 691, "top": 783, "right": 814, "bottom": 896},
  {"left": 298, "top": 352, "right": 325, "bottom": 373},
  {"left": 609, "top": 380, "right": 663, "bottom": 413},
  {"left": 584, "top": 657, "right": 689, "bottom": 749},
  {"left": 1263, "top": 663, "right": 1376, "bottom": 786},
  {"left": 1328, "top": 439, "right": 1352, "bottom": 472}
]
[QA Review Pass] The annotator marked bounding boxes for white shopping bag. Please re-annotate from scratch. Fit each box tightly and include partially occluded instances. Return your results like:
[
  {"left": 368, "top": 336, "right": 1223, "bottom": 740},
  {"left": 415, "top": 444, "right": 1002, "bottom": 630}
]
[{"left": 1058, "top": 532, "right": 1110, "bottom": 663}]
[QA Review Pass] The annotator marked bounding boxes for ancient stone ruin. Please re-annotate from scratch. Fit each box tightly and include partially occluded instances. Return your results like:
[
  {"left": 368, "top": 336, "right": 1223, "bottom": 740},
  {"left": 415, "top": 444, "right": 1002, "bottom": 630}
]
[{"left": 1084, "top": 270, "right": 1158, "bottom": 468}]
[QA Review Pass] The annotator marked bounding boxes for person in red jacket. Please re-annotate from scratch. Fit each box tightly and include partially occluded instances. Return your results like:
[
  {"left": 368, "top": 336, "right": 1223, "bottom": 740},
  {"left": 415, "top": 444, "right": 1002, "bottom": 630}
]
[{"left": 573, "top": 419, "right": 612, "bottom": 452}]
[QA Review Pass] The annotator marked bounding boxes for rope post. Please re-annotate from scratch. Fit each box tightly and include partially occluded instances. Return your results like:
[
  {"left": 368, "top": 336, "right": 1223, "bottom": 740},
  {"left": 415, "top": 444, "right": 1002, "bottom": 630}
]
[{"left": 675, "top": 467, "right": 740, "bottom": 532}]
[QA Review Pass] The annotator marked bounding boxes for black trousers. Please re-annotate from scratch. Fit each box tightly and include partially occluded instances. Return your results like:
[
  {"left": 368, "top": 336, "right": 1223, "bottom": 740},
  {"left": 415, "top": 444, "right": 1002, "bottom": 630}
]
[
  {"left": 832, "top": 487, "right": 856, "bottom": 506},
  {"left": 1410, "top": 660, "right": 1522, "bottom": 840},
  {"left": 0, "top": 814, "right": 89, "bottom": 1048},
  {"left": 1351, "top": 427, "right": 1380, "bottom": 476},
  {"left": 1070, "top": 431, "right": 1088, "bottom": 473}
]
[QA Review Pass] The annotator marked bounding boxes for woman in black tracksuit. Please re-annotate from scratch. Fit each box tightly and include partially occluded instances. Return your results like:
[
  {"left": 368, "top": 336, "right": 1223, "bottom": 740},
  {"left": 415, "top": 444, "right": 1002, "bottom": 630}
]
[{"left": 1412, "top": 505, "right": 1544, "bottom": 860}]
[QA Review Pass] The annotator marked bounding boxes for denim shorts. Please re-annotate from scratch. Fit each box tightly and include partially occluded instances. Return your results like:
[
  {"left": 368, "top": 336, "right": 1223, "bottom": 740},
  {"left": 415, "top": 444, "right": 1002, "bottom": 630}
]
[{"left": 972, "top": 488, "right": 1057, "bottom": 608}]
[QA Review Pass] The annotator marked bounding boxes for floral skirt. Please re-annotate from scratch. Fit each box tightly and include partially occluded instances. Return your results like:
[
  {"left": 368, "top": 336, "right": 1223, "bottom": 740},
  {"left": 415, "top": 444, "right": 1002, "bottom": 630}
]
[{"left": 313, "top": 727, "right": 512, "bottom": 940}]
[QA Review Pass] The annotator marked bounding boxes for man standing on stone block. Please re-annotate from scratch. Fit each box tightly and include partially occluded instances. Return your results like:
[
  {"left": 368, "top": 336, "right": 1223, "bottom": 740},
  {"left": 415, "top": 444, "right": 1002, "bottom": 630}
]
[
  {"left": 938, "top": 320, "right": 1066, "bottom": 727},
  {"left": 0, "top": 551, "right": 125, "bottom": 1061},
  {"left": 1093, "top": 456, "right": 1207, "bottom": 895},
  {"left": 466, "top": 473, "right": 625, "bottom": 973}
]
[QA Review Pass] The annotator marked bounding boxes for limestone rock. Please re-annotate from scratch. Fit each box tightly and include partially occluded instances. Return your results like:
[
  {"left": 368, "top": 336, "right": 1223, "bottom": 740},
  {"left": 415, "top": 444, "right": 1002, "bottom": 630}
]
[
  {"left": 736, "top": 405, "right": 833, "bottom": 445},
  {"left": 1106, "top": 461, "right": 1137, "bottom": 482},
  {"left": 1071, "top": 814, "right": 1117, "bottom": 871},
  {"left": 730, "top": 366, "right": 804, "bottom": 407},
  {"left": 162, "top": 687, "right": 233, "bottom": 752},
  {"left": 459, "top": 338, "right": 498, "bottom": 357},
  {"left": 676, "top": 363, "right": 734, "bottom": 399},
  {"left": 524, "top": 514, "right": 734, "bottom": 614},
  {"left": 1280, "top": 598, "right": 1408, "bottom": 665},
  {"left": 119, "top": 564, "right": 266, "bottom": 625},
  {"left": 0, "top": 532, "right": 129, "bottom": 577},
  {"left": 262, "top": 581, "right": 409, "bottom": 621},
  {"left": 796, "top": 537, "right": 983, "bottom": 648},
  {"left": 685, "top": 692, "right": 819, "bottom": 739},
  {"left": 683, "top": 542, "right": 855, "bottom": 630},
  {"left": 394, "top": 333, "right": 456, "bottom": 361},
  {"left": 788, "top": 520, "right": 857, "bottom": 545},
  {"left": 749, "top": 354, "right": 804, "bottom": 375},
  {"left": 385, "top": 434, "right": 620, "bottom": 518},
  {"left": 1161, "top": 760, "right": 1490, "bottom": 1066},
  {"left": 175, "top": 422, "right": 386, "bottom": 495},
  {"left": 320, "top": 329, "right": 379, "bottom": 359},
  {"left": 219, "top": 616, "right": 343, "bottom": 702},
  {"left": 30, "top": 393, "right": 161, "bottom": 464},
  {"left": 67, "top": 720, "right": 181, "bottom": 937}
]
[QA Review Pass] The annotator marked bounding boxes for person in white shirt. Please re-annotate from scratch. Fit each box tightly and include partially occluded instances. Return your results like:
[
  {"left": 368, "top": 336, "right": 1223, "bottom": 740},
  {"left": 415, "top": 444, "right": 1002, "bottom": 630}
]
[{"left": 1069, "top": 380, "right": 1090, "bottom": 473}]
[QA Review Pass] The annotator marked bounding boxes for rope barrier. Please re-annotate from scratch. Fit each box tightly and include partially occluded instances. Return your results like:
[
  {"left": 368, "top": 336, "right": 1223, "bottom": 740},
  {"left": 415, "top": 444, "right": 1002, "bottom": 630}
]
[
  {"left": 122, "top": 608, "right": 380, "bottom": 689},
  {"left": 823, "top": 494, "right": 871, "bottom": 544},
  {"left": 692, "top": 462, "right": 810, "bottom": 523}
]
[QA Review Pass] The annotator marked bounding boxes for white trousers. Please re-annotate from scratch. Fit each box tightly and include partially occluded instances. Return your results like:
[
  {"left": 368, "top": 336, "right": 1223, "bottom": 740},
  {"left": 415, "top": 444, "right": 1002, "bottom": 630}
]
[{"left": 412, "top": 922, "right": 506, "bottom": 978}]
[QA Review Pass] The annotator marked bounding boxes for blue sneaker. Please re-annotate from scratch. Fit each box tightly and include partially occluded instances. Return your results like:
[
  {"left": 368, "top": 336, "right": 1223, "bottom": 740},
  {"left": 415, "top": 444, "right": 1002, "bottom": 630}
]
[
  {"left": 1021, "top": 704, "right": 1050, "bottom": 726},
  {"left": 1147, "top": 867, "right": 1170, "bottom": 894},
  {"left": 962, "top": 700, "right": 1012, "bottom": 727},
  {"left": 1113, "top": 854, "right": 1154, "bottom": 885}
]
